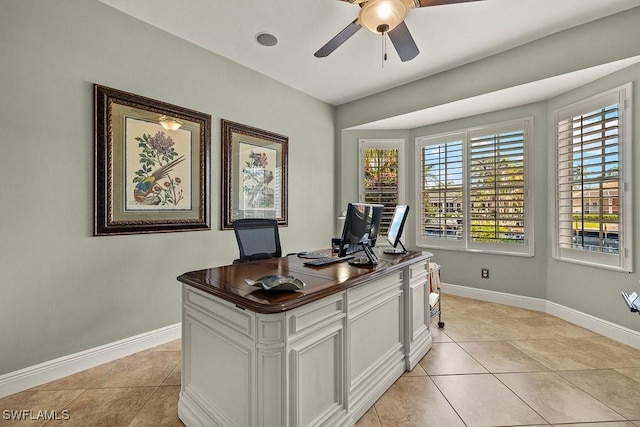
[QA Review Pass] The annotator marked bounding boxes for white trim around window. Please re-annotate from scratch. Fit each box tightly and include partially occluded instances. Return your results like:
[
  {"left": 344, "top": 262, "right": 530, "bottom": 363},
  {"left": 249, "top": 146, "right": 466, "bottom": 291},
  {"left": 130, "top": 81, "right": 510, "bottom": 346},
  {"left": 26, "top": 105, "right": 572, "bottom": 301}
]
[
  {"left": 415, "top": 118, "right": 534, "bottom": 257},
  {"left": 358, "top": 139, "right": 406, "bottom": 235},
  {"left": 551, "top": 83, "right": 633, "bottom": 272}
]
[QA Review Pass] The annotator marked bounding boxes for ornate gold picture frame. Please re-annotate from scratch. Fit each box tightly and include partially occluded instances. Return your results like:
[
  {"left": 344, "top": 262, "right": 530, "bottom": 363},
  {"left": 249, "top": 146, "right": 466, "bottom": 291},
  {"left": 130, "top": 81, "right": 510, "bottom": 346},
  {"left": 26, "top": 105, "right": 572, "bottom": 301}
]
[
  {"left": 94, "top": 85, "right": 211, "bottom": 235},
  {"left": 221, "top": 120, "right": 288, "bottom": 229}
]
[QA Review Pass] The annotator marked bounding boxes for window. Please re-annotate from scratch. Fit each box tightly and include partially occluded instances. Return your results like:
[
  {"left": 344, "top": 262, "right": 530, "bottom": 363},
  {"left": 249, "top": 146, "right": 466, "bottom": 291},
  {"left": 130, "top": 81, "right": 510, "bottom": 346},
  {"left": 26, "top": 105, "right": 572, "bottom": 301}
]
[
  {"left": 416, "top": 119, "right": 532, "bottom": 255},
  {"left": 359, "top": 139, "right": 405, "bottom": 235},
  {"left": 469, "top": 128, "right": 526, "bottom": 246},
  {"left": 553, "top": 84, "right": 633, "bottom": 272},
  {"left": 419, "top": 137, "right": 464, "bottom": 242}
]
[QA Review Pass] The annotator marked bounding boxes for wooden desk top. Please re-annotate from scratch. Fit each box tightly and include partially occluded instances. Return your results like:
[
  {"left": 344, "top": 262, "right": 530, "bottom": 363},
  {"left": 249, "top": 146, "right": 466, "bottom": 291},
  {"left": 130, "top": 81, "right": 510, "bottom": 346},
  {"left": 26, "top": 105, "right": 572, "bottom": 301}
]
[{"left": 177, "top": 249, "right": 432, "bottom": 314}]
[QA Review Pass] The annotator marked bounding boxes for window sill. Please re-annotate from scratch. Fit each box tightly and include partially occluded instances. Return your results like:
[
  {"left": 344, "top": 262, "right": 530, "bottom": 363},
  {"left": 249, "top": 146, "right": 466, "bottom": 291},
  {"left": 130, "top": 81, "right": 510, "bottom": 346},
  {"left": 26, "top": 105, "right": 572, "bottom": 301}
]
[
  {"left": 552, "top": 255, "right": 632, "bottom": 273},
  {"left": 416, "top": 243, "right": 534, "bottom": 258}
]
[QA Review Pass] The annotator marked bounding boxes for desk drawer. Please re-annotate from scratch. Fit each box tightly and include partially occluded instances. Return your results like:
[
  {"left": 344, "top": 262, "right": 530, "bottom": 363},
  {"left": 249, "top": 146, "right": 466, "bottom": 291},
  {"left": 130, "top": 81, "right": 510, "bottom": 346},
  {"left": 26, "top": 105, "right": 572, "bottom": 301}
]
[
  {"left": 408, "top": 260, "right": 429, "bottom": 281},
  {"left": 184, "top": 286, "right": 254, "bottom": 338},
  {"left": 348, "top": 271, "right": 403, "bottom": 308},
  {"left": 288, "top": 294, "right": 345, "bottom": 340}
]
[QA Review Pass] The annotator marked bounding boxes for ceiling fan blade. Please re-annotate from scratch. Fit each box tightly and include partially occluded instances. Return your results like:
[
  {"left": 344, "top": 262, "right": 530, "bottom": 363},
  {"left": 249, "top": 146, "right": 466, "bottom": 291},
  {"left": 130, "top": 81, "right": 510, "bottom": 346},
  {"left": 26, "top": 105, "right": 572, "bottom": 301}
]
[
  {"left": 387, "top": 21, "right": 419, "bottom": 62},
  {"left": 315, "top": 19, "right": 362, "bottom": 58},
  {"left": 417, "top": 0, "right": 484, "bottom": 7}
]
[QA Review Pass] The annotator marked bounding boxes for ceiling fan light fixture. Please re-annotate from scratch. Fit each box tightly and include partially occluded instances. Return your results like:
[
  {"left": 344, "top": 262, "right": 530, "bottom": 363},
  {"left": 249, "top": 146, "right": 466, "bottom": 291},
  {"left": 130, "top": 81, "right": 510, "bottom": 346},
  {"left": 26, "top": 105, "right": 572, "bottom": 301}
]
[{"left": 359, "top": 0, "right": 409, "bottom": 34}]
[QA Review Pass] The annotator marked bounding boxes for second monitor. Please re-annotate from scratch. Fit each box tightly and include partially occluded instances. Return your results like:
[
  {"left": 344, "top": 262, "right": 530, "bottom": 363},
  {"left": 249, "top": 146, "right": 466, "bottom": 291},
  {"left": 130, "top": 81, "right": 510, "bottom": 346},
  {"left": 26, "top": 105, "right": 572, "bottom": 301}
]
[
  {"left": 338, "top": 202, "right": 384, "bottom": 265},
  {"left": 384, "top": 205, "right": 410, "bottom": 254}
]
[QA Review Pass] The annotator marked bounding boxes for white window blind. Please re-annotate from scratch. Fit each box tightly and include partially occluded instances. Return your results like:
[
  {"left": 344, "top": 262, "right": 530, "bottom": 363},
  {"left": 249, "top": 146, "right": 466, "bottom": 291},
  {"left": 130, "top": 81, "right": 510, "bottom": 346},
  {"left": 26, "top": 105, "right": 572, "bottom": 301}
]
[
  {"left": 416, "top": 119, "right": 532, "bottom": 256},
  {"left": 359, "top": 139, "right": 404, "bottom": 235},
  {"left": 469, "top": 129, "right": 525, "bottom": 245},
  {"left": 420, "top": 139, "right": 464, "bottom": 245},
  {"left": 554, "top": 84, "right": 632, "bottom": 271}
]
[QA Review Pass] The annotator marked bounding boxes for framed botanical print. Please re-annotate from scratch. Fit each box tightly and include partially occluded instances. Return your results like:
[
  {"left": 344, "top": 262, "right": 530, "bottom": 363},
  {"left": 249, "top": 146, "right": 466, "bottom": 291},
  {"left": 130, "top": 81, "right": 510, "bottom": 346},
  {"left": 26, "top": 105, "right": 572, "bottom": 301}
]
[
  {"left": 221, "top": 120, "right": 288, "bottom": 229},
  {"left": 94, "top": 84, "right": 211, "bottom": 235}
]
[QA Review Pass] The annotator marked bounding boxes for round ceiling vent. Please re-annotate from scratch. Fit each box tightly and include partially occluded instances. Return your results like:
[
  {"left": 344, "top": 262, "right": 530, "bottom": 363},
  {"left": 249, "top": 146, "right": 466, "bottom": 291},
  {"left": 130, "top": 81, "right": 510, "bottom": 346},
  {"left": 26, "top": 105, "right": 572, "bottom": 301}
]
[{"left": 255, "top": 32, "right": 278, "bottom": 47}]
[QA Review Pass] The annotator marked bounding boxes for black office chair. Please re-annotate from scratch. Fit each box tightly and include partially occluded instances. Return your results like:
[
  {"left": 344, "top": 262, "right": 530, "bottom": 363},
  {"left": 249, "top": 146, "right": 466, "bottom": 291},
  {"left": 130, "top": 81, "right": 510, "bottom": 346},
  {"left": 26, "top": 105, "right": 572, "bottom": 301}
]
[{"left": 232, "top": 218, "right": 282, "bottom": 263}]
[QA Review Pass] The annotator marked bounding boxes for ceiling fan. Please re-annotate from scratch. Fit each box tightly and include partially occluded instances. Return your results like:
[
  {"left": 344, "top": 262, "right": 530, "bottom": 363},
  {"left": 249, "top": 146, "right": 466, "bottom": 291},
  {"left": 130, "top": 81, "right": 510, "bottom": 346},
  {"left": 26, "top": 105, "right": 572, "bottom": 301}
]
[{"left": 315, "top": 0, "right": 484, "bottom": 62}]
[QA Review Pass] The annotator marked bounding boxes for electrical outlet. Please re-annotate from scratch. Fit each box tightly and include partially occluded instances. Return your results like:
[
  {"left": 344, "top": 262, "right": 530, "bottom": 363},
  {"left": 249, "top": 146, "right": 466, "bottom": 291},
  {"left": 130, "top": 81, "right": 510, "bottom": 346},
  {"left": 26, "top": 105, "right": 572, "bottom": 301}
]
[{"left": 481, "top": 268, "right": 490, "bottom": 279}]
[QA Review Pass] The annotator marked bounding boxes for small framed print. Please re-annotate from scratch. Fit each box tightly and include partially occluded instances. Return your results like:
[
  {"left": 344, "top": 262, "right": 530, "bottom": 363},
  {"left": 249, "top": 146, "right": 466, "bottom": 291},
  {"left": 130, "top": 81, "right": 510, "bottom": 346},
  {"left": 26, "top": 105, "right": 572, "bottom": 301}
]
[{"left": 221, "top": 120, "right": 288, "bottom": 229}]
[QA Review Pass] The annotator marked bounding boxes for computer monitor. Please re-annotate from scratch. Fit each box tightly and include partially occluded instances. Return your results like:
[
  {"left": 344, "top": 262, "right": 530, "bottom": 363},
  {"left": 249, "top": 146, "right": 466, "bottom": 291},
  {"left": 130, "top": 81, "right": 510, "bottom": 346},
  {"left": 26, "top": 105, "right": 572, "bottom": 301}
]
[
  {"left": 368, "top": 204, "right": 385, "bottom": 247},
  {"left": 337, "top": 203, "right": 382, "bottom": 265},
  {"left": 384, "top": 205, "right": 410, "bottom": 254}
]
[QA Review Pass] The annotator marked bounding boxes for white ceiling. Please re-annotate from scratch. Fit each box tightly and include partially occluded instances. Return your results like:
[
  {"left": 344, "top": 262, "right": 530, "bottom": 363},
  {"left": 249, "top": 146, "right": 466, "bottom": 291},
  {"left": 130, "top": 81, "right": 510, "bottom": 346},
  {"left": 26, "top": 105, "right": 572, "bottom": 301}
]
[{"left": 100, "top": 0, "right": 640, "bottom": 122}]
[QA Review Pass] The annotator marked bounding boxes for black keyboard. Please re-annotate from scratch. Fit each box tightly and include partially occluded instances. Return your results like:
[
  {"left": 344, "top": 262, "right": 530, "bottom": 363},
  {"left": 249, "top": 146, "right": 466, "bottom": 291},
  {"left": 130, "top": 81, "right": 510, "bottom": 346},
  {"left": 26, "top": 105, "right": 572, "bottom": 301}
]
[{"left": 303, "top": 255, "right": 354, "bottom": 267}]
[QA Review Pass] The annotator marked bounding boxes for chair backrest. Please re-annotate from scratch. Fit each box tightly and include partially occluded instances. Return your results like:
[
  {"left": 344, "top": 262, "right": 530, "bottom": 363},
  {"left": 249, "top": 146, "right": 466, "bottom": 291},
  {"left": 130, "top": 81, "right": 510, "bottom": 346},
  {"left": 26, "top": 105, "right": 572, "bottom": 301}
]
[{"left": 232, "top": 218, "right": 282, "bottom": 262}]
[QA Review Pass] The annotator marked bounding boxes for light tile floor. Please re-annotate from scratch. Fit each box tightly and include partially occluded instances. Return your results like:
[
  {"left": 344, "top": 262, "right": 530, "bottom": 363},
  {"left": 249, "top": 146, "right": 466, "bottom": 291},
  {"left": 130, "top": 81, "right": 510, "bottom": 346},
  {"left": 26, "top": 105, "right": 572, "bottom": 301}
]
[
  {"left": 357, "top": 294, "right": 640, "bottom": 427},
  {"left": 3, "top": 294, "right": 640, "bottom": 426}
]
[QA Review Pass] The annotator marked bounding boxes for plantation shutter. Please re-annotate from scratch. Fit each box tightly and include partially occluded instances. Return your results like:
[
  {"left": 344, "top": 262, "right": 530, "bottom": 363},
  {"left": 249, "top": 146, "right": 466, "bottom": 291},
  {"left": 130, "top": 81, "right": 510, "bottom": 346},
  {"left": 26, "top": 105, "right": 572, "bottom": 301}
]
[
  {"left": 469, "top": 129, "right": 525, "bottom": 245},
  {"left": 420, "top": 140, "right": 464, "bottom": 242},
  {"left": 416, "top": 119, "right": 532, "bottom": 255},
  {"left": 556, "top": 102, "right": 620, "bottom": 254},
  {"left": 359, "top": 140, "right": 404, "bottom": 235}
]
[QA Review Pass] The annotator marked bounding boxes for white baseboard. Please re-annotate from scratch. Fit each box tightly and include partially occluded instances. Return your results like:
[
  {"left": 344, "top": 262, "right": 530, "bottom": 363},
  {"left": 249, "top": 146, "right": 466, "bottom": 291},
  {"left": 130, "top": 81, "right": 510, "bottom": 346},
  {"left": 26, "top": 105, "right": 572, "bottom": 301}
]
[
  {"left": 545, "top": 302, "right": 640, "bottom": 350},
  {"left": 441, "top": 283, "right": 548, "bottom": 312},
  {"left": 0, "top": 323, "right": 181, "bottom": 399},
  {"left": 442, "top": 283, "right": 640, "bottom": 350}
]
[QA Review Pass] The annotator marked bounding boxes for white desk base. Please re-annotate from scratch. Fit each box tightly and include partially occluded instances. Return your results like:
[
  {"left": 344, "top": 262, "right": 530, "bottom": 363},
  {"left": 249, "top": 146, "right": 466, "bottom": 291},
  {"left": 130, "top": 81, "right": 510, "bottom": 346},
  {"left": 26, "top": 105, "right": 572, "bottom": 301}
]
[{"left": 178, "top": 258, "right": 433, "bottom": 426}]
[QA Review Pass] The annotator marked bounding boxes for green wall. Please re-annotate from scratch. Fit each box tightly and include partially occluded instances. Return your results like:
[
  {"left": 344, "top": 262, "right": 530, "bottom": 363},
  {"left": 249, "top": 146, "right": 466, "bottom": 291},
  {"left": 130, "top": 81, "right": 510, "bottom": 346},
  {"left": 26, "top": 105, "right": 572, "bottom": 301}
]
[
  {"left": 336, "top": 8, "right": 640, "bottom": 331},
  {"left": 0, "top": 0, "right": 335, "bottom": 375}
]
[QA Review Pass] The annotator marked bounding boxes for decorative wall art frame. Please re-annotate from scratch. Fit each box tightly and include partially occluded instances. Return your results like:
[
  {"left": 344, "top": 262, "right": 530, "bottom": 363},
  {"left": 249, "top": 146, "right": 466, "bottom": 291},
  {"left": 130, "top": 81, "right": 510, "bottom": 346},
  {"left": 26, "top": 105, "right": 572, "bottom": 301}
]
[
  {"left": 221, "top": 120, "right": 288, "bottom": 229},
  {"left": 94, "top": 84, "right": 211, "bottom": 235}
]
